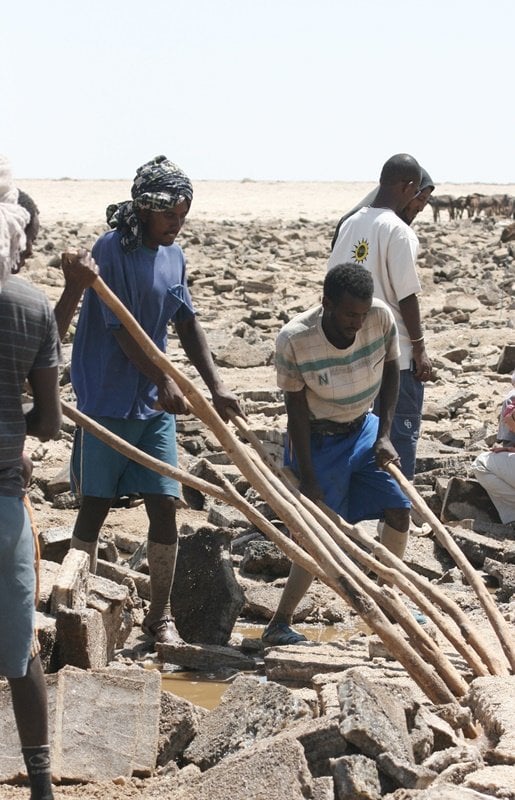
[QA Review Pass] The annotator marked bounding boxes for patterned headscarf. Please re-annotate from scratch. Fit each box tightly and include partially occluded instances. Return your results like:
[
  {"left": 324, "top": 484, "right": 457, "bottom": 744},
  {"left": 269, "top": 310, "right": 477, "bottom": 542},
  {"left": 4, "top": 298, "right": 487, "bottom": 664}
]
[
  {"left": 0, "top": 155, "right": 30, "bottom": 289},
  {"left": 106, "top": 155, "right": 193, "bottom": 252}
]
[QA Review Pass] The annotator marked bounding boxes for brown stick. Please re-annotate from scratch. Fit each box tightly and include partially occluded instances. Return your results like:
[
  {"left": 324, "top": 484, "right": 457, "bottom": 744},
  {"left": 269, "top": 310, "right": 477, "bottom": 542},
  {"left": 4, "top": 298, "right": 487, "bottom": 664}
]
[
  {"left": 244, "top": 445, "right": 470, "bottom": 697},
  {"left": 63, "top": 399, "right": 459, "bottom": 701},
  {"left": 84, "top": 276, "right": 470, "bottom": 704},
  {"left": 387, "top": 461, "right": 515, "bottom": 674},
  {"left": 61, "top": 401, "right": 326, "bottom": 579},
  {"left": 335, "top": 517, "right": 502, "bottom": 677},
  {"left": 232, "top": 412, "right": 502, "bottom": 677},
  {"left": 65, "top": 394, "right": 457, "bottom": 704}
]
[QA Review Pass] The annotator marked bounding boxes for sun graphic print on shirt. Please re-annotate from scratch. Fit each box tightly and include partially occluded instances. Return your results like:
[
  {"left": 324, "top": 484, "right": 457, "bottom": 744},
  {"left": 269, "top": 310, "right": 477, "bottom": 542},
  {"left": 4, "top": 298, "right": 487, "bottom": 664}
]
[{"left": 352, "top": 238, "right": 369, "bottom": 263}]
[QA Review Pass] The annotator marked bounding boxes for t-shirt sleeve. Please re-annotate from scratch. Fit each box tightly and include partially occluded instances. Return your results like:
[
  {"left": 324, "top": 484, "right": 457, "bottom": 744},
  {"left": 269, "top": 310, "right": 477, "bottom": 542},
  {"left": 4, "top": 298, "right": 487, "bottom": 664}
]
[
  {"left": 169, "top": 253, "right": 196, "bottom": 323},
  {"left": 275, "top": 329, "right": 305, "bottom": 392},
  {"left": 32, "top": 299, "right": 61, "bottom": 369},
  {"left": 386, "top": 228, "right": 421, "bottom": 301},
  {"left": 91, "top": 237, "right": 127, "bottom": 329},
  {"left": 382, "top": 306, "right": 401, "bottom": 362}
]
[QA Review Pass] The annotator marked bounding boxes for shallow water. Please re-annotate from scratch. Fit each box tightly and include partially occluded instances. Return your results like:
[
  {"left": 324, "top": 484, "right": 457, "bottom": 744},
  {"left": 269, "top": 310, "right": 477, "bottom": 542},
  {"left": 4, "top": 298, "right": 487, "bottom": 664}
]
[
  {"left": 160, "top": 619, "right": 369, "bottom": 709},
  {"left": 161, "top": 671, "right": 245, "bottom": 710}
]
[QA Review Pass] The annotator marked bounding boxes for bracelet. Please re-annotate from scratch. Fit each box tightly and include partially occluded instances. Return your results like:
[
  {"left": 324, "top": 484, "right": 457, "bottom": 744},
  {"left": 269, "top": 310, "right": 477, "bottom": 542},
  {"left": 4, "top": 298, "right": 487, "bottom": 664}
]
[{"left": 410, "top": 336, "right": 425, "bottom": 343}]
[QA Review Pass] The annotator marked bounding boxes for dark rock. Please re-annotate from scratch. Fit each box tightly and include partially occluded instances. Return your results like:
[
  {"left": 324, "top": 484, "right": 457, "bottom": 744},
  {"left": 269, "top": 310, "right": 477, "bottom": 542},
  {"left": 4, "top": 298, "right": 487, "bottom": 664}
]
[
  {"left": 497, "top": 344, "right": 515, "bottom": 374},
  {"left": 52, "top": 491, "right": 81, "bottom": 510},
  {"left": 442, "top": 348, "right": 469, "bottom": 364},
  {"left": 440, "top": 477, "right": 500, "bottom": 524},
  {"left": 172, "top": 524, "right": 245, "bottom": 645},
  {"left": 240, "top": 539, "right": 291, "bottom": 577}
]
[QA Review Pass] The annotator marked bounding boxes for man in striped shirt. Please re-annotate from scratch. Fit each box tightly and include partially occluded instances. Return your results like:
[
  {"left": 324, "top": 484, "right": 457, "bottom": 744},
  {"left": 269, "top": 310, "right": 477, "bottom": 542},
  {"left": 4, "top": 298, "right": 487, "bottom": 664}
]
[
  {"left": 0, "top": 157, "right": 61, "bottom": 800},
  {"left": 0, "top": 158, "right": 96, "bottom": 800},
  {"left": 262, "top": 263, "right": 410, "bottom": 646}
]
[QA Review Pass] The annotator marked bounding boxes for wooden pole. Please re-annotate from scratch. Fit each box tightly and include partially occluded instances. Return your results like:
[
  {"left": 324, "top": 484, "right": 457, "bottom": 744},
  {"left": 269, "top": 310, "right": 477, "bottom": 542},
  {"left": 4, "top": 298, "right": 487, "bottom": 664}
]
[
  {"left": 243, "top": 445, "right": 470, "bottom": 697},
  {"left": 387, "top": 462, "right": 515, "bottom": 674},
  {"left": 60, "top": 401, "right": 326, "bottom": 580},
  {"left": 62, "top": 394, "right": 464, "bottom": 703},
  {"left": 231, "top": 412, "right": 504, "bottom": 677},
  {"left": 64, "top": 396, "right": 457, "bottom": 705},
  {"left": 81, "top": 275, "right": 479, "bottom": 704}
]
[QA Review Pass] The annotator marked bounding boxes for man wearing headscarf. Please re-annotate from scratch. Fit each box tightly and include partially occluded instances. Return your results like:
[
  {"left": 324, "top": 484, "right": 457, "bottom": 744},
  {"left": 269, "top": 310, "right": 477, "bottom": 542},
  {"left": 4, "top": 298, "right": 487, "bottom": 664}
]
[
  {"left": 69, "top": 155, "right": 242, "bottom": 645},
  {"left": 0, "top": 155, "right": 61, "bottom": 800}
]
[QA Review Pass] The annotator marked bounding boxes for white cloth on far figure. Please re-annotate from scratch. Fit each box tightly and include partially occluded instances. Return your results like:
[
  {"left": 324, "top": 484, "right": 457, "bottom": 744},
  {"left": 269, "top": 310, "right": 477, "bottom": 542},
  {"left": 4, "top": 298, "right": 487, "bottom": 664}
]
[
  {"left": 0, "top": 155, "right": 29, "bottom": 288},
  {"left": 473, "top": 373, "right": 515, "bottom": 524},
  {"left": 473, "top": 450, "right": 515, "bottom": 524}
]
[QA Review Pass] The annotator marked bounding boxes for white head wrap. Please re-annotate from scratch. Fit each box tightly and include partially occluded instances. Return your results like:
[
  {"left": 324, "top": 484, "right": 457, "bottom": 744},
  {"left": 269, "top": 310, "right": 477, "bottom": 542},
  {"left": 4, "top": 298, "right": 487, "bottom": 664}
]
[{"left": 0, "top": 155, "right": 30, "bottom": 289}]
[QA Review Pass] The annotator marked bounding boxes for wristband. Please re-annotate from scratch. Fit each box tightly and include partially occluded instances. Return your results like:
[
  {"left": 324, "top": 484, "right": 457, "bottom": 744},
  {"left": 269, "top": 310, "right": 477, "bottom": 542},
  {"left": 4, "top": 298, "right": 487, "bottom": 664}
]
[{"left": 410, "top": 336, "right": 425, "bottom": 343}]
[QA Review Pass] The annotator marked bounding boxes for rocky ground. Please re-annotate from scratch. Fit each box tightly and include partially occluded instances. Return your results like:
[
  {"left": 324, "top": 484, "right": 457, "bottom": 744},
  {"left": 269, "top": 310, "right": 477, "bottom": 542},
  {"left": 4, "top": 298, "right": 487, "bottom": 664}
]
[
  {"left": 2, "top": 209, "right": 515, "bottom": 799},
  {"left": 25, "top": 207, "right": 515, "bottom": 525}
]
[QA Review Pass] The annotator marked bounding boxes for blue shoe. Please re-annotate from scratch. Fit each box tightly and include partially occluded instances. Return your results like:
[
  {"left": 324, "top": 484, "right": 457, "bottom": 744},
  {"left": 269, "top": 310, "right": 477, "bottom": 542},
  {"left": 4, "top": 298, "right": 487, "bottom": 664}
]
[
  {"left": 405, "top": 603, "right": 427, "bottom": 625},
  {"left": 262, "top": 622, "right": 307, "bottom": 646}
]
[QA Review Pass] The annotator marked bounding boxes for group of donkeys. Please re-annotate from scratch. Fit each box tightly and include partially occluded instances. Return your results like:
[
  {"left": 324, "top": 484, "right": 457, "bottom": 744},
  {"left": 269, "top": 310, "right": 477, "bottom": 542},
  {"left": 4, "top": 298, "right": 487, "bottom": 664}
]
[{"left": 428, "top": 191, "right": 515, "bottom": 222}]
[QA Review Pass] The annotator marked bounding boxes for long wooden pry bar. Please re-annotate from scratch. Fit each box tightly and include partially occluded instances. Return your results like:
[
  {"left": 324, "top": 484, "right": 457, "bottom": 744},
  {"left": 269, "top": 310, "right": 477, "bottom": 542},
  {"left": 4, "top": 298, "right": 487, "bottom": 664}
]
[{"left": 61, "top": 274, "right": 514, "bottom": 708}]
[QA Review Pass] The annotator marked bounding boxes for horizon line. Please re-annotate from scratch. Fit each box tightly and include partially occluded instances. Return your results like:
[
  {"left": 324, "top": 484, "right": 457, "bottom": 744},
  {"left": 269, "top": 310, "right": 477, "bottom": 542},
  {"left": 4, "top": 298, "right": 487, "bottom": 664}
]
[{"left": 16, "top": 177, "right": 515, "bottom": 186}]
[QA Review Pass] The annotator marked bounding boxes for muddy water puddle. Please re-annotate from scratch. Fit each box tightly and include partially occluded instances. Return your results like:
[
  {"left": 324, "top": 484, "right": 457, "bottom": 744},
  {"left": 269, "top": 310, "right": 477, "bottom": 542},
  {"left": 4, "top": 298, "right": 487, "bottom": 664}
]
[
  {"left": 161, "top": 671, "right": 249, "bottom": 709},
  {"left": 158, "top": 619, "right": 368, "bottom": 709}
]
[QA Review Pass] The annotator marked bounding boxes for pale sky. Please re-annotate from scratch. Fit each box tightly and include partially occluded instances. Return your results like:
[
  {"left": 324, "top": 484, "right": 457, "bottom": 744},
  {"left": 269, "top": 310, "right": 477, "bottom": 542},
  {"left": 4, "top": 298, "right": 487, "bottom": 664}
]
[{"left": 3, "top": 0, "right": 513, "bottom": 183}]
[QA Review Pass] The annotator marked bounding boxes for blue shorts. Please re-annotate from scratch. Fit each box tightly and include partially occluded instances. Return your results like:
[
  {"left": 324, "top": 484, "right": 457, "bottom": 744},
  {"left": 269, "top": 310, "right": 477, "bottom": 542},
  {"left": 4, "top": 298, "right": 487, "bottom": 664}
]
[
  {"left": 285, "top": 413, "right": 410, "bottom": 523},
  {"left": 374, "top": 369, "right": 424, "bottom": 481},
  {"left": 0, "top": 496, "right": 36, "bottom": 678},
  {"left": 70, "top": 413, "right": 180, "bottom": 498}
]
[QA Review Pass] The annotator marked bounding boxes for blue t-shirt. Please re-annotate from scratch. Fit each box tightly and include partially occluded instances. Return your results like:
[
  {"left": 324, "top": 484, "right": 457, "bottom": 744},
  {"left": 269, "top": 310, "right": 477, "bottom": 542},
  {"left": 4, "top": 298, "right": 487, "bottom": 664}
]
[{"left": 71, "top": 230, "right": 195, "bottom": 418}]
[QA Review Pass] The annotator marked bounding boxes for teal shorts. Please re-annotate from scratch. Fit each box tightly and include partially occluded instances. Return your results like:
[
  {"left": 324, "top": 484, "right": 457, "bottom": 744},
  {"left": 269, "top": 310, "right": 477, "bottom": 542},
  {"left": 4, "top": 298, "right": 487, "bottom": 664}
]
[
  {"left": 0, "top": 496, "right": 35, "bottom": 678},
  {"left": 70, "top": 413, "right": 180, "bottom": 498}
]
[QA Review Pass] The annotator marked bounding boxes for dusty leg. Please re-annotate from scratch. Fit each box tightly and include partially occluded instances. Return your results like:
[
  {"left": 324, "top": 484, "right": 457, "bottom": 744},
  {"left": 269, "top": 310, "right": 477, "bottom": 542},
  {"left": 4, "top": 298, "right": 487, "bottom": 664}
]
[
  {"left": 9, "top": 655, "right": 54, "bottom": 800},
  {"left": 69, "top": 496, "right": 113, "bottom": 572}
]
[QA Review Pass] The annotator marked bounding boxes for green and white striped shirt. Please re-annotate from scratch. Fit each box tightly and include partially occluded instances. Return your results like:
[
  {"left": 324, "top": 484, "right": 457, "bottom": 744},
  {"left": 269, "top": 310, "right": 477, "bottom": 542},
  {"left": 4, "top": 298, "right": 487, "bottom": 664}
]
[{"left": 276, "top": 299, "right": 399, "bottom": 423}]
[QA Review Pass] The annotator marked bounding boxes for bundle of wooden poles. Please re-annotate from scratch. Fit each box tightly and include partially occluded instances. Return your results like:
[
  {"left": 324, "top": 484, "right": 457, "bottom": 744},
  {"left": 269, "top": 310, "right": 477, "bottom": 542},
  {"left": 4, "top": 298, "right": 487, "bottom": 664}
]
[{"left": 60, "top": 275, "right": 515, "bottom": 725}]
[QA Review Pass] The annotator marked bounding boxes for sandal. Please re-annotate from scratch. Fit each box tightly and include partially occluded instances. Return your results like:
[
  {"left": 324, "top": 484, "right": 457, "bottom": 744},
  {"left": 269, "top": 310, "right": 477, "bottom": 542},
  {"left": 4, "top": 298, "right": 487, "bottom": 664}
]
[
  {"left": 262, "top": 622, "right": 307, "bottom": 646},
  {"left": 142, "top": 615, "right": 183, "bottom": 645}
]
